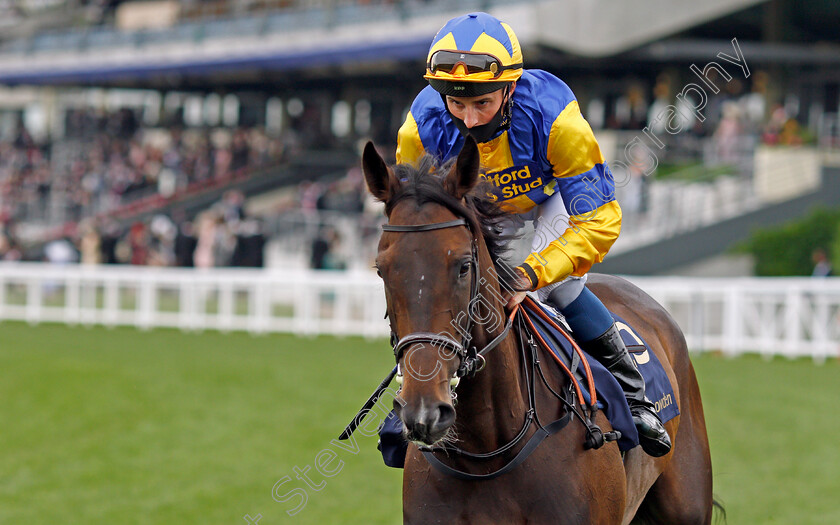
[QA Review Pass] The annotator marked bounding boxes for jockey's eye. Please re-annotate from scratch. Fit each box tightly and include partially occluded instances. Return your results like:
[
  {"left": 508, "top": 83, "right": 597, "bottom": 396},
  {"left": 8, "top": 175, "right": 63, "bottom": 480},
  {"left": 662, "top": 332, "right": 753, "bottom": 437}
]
[{"left": 459, "top": 260, "right": 472, "bottom": 278}]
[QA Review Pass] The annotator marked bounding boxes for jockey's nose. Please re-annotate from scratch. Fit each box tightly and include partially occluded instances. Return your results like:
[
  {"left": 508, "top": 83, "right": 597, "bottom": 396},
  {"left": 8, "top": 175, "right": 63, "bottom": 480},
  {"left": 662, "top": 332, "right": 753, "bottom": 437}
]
[{"left": 463, "top": 109, "right": 480, "bottom": 128}]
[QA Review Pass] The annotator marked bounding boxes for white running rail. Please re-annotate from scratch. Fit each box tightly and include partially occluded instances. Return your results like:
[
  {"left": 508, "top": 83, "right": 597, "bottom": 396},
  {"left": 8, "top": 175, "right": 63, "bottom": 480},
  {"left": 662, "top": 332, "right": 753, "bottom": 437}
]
[
  {"left": 1, "top": 263, "right": 838, "bottom": 362},
  {"left": 0, "top": 263, "right": 388, "bottom": 339}
]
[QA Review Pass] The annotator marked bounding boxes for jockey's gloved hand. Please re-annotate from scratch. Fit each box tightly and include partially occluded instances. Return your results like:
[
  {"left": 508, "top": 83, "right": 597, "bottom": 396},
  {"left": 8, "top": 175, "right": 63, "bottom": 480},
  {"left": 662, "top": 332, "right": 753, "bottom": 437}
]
[{"left": 499, "top": 263, "right": 534, "bottom": 310}]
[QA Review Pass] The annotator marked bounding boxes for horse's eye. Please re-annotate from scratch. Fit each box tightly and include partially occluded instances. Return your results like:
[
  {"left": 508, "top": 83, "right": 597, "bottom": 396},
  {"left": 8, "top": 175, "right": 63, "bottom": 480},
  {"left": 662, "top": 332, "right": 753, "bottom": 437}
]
[
  {"left": 374, "top": 266, "right": 382, "bottom": 278},
  {"left": 459, "top": 261, "right": 472, "bottom": 278}
]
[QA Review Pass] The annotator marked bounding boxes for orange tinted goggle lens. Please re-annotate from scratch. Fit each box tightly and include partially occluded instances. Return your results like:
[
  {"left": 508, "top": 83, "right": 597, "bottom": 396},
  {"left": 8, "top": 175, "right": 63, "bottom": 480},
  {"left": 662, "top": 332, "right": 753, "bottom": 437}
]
[{"left": 428, "top": 51, "right": 504, "bottom": 77}]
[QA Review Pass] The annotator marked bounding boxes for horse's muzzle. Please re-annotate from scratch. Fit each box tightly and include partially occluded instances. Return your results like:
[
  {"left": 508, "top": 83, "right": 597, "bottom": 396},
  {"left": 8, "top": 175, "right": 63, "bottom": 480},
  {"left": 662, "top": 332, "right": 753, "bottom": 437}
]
[{"left": 395, "top": 399, "right": 455, "bottom": 445}]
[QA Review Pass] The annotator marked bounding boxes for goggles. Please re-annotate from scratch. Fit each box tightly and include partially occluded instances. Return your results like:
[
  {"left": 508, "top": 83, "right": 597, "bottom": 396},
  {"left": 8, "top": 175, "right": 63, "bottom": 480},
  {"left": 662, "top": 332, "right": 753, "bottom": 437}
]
[{"left": 427, "top": 50, "right": 522, "bottom": 79}]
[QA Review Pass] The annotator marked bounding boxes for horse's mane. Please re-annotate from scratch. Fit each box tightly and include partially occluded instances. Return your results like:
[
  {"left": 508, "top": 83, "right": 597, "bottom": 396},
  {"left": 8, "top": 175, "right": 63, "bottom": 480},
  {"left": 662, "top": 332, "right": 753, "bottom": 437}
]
[{"left": 387, "top": 154, "right": 519, "bottom": 289}]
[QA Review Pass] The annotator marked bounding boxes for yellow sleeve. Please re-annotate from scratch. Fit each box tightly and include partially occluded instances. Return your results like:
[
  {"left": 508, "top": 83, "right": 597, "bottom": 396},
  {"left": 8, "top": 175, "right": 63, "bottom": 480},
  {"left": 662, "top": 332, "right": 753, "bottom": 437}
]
[
  {"left": 395, "top": 111, "right": 425, "bottom": 165},
  {"left": 521, "top": 200, "right": 622, "bottom": 288},
  {"left": 518, "top": 99, "right": 621, "bottom": 288}
]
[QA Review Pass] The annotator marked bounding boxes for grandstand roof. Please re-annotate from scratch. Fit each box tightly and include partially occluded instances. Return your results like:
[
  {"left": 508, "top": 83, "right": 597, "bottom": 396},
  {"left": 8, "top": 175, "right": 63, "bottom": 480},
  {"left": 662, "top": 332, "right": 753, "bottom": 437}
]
[{"left": 0, "top": 0, "right": 837, "bottom": 88}]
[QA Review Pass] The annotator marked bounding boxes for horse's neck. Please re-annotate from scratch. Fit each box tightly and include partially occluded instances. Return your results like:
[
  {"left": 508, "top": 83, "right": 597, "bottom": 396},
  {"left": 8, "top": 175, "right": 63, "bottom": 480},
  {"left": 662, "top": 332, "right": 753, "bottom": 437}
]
[{"left": 452, "top": 277, "right": 531, "bottom": 451}]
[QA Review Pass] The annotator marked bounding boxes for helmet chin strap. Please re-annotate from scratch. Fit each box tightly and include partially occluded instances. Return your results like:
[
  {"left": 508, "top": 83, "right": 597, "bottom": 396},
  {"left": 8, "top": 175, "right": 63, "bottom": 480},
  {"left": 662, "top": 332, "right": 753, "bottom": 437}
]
[{"left": 443, "top": 84, "right": 513, "bottom": 144}]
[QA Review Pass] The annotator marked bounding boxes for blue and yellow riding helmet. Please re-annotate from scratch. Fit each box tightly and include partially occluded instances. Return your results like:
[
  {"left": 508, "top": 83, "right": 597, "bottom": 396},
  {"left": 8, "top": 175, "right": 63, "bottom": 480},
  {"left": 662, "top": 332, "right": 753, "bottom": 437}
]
[{"left": 424, "top": 12, "right": 523, "bottom": 97}]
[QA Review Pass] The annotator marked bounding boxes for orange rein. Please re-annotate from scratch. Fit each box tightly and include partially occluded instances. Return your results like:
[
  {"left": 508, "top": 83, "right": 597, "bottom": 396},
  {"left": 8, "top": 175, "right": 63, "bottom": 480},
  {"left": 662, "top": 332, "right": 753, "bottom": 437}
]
[{"left": 518, "top": 296, "right": 598, "bottom": 408}]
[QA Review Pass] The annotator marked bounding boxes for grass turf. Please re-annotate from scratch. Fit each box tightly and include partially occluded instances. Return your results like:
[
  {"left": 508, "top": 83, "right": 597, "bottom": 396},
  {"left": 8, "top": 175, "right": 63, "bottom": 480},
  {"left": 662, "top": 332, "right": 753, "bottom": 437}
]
[{"left": 1, "top": 321, "right": 837, "bottom": 524}]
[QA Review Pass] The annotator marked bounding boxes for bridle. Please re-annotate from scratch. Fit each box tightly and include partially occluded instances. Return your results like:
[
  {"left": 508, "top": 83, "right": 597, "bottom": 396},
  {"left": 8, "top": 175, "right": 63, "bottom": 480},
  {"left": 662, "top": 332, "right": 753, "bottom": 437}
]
[
  {"left": 339, "top": 210, "right": 617, "bottom": 480},
  {"left": 379, "top": 214, "right": 617, "bottom": 481},
  {"left": 382, "top": 217, "right": 514, "bottom": 383}
]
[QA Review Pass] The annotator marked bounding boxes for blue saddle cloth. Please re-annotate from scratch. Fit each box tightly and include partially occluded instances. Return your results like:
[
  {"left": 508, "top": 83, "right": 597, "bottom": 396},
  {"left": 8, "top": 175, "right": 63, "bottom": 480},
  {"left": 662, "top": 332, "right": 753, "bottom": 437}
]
[
  {"left": 378, "top": 302, "right": 679, "bottom": 466},
  {"left": 526, "top": 300, "right": 679, "bottom": 452}
]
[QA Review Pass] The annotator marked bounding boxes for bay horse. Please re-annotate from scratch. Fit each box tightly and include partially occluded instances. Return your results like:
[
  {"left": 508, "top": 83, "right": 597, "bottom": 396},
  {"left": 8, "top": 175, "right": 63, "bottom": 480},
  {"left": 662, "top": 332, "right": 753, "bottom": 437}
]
[{"left": 361, "top": 137, "right": 714, "bottom": 524}]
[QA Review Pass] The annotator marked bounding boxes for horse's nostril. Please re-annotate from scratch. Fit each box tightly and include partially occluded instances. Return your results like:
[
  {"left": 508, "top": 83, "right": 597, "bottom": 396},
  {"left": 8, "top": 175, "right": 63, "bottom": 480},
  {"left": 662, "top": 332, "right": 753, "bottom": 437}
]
[{"left": 434, "top": 403, "right": 456, "bottom": 431}]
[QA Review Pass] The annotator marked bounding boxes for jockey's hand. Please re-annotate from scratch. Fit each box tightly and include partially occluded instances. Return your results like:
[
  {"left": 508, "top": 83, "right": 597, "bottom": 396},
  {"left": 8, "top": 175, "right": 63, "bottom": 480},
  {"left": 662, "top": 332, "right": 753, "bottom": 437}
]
[
  {"left": 506, "top": 290, "right": 528, "bottom": 310},
  {"left": 504, "top": 266, "right": 533, "bottom": 311}
]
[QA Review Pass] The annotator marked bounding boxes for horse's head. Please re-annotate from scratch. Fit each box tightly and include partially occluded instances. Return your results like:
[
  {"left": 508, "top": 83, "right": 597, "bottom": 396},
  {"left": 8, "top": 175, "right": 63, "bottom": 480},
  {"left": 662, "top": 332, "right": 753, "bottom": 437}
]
[{"left": 362, "top": 138, "right": 488, "bottom": 446}]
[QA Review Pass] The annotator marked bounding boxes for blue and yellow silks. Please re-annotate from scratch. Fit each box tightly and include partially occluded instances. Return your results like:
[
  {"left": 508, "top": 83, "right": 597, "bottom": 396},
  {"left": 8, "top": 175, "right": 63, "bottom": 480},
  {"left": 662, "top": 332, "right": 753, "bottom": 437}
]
[{"left": 397, "top": 70, "right": 622, "bottom": 288}]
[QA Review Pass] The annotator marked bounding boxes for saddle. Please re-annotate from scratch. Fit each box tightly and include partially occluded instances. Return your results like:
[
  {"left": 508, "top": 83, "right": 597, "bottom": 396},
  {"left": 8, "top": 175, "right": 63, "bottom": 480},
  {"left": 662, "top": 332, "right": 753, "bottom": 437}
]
[{"left": 521, "top": 297, "right": 679, "bottom": 451}]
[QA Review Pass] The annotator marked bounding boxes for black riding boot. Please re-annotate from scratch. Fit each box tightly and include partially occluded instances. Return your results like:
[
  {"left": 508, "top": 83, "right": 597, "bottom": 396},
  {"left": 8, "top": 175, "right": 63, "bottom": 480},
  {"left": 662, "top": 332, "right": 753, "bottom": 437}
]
[{"left": 581, "top": 324, "right": 672, "bottom": 457}]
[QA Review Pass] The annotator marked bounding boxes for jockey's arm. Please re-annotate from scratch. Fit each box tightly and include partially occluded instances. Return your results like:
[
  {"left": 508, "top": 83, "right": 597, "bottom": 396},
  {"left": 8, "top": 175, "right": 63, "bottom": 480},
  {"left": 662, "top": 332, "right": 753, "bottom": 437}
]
[{"left": 517, "top": 100, "right": 622, "bottom": 290}]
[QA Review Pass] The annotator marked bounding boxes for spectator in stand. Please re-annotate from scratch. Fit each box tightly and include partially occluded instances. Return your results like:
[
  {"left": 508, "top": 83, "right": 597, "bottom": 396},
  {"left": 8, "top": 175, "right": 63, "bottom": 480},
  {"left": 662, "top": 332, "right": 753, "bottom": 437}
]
[
  {"left": 812, "top": 248, "right": 833, "bottom": 278},
  {"left": 220, "top": 189, "right": 246, "bottom": 224},
  {"left": 78, "top": 219, "right": 102, "bottom": 265},
  {"left": 194, "top": 211, "right": 220, "bottom": 268},
  {"left": 174, "top": 219, "right": 198, "bottom": 267},
  {"left": 713, "top": 102, "right": 743, "bottom": 165},
  {"left": 231, "top": 219, "right": 265, "bottom": 267},
  {"left": 230, "top": 128, "right": 251, "bottom": 172},
  {"left": 113, "top": 222, "right": 150, "bottom": 266},
  {"left": 1, "top": 237, "right": 22, "bottom": 261},
  {"left": 213, "top": 139, "right": 233, "bottom": 180},
  {"left": 0, "top": 108, "right": 287, "bottom": 228},
  {"left": 777, "top": 118, "right": 806, "bottom": 146},
  {"left": 148, "top": 215, "right": 177, "bottom": 267},
  {"left": 0, "top": 225, "right": 22, "bottom": 261},
  {"left": 310, "top": 226, "right": 345, "bottom": 270}
]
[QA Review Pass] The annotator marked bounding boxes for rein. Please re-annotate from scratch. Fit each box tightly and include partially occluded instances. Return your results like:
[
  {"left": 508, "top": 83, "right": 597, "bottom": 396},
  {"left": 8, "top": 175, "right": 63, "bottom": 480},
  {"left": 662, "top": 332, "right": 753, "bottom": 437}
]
[
  {"left": 418, "top": 305, "right": 619, "bottom": 482},
  {"left": 341, "top": 213, "right": 618, "bottom": 481}
]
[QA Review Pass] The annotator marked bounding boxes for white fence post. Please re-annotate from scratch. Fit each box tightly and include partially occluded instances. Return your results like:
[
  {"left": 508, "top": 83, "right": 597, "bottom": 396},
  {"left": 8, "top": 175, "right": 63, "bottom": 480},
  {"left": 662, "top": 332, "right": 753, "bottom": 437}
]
[
  {"left": 26, "top": 275, "right": 42, "bottom": 325},
  {"left": 722, "top": 287, "right": 743, "bottom": 357},
  {"left": 784, "top": 286, "right": 803, "bottom": 359},
  {"left": 104, "top": 275, "right": 119, "bottom": 327}
]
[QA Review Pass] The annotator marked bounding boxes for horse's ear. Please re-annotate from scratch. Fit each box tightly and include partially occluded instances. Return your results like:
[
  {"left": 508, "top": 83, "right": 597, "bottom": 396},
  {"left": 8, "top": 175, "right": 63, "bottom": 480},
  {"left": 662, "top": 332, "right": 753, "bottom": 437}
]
[
  {"left": 445, "top": 136, "right": 480, "bottom": 199},
  {"left": 361, "top": 141, "right": 392, "bottom": 201}
]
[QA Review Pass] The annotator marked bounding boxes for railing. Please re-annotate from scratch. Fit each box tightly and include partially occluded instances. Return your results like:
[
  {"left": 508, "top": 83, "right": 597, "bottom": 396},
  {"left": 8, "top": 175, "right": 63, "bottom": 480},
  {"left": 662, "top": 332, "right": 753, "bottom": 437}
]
[
  {"left": 630, "top": 276, "right": 840, "bottom": 363},
  {"left": 0, "top": 263, "right": 388, "bottom": 338},
  {"left": 612, "top": 173, "right": 759, "bottom": 254},
  {"left": 1, "top": 263, "right": 838, "bottom": 362},
  {"left": 598, "top": 130, "right": 761, "bottom": 254}
]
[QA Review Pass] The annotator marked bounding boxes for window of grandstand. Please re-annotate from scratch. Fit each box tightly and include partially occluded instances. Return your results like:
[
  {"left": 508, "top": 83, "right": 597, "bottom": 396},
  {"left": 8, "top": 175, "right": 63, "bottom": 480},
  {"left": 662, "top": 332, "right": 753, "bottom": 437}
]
[
  {"left": 183, "top": 95, "right": 203, "bottom": 127},
  {"left": 331, "top": 101, "right": 351, "bottom": 138},
  {"left": 222, "top": 95, "right": 239, "bottom": 127},
  {"left": 354, "top": 99, "right": 371, "bottom": 136},
  {"left": 203, "top": 93, "right": 222, "bottom": 127},
  {"left": 265, "top": 98, "right": 283, "bottom": 136}
]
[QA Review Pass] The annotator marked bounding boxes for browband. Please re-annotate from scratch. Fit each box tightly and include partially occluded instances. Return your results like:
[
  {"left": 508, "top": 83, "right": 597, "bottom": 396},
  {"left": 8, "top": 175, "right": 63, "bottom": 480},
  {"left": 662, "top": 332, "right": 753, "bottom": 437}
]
[{"left": 382, "top": 218, "right": 468, "bottom": 232}]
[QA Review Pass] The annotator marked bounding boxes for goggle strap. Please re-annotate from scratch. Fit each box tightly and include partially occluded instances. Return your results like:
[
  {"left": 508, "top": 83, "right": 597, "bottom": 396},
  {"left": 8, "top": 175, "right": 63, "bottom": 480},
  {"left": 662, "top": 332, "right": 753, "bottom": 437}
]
[{"left": 428, "top": 50, "right": 522, "bottom": 78}]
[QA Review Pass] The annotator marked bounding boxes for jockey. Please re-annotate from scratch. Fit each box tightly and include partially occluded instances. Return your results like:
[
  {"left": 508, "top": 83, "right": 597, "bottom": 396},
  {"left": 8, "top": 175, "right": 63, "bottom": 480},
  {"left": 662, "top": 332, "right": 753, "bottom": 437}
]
[{"left": 396, "top": 12, "right": 671, "bottom": 457}]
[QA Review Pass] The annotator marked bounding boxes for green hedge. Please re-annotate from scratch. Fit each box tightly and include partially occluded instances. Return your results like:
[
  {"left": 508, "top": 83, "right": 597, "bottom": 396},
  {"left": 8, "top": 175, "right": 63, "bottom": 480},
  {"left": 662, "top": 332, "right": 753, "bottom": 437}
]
[{"left": 740, "top": 207, "right": 840, "bottom": 276}]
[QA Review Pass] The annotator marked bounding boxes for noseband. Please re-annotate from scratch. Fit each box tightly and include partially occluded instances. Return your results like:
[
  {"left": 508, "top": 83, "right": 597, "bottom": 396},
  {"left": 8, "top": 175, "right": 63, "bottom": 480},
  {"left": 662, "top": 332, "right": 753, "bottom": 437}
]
[{"left": 382, "top": 217, "right": 512, "bottom": 382}]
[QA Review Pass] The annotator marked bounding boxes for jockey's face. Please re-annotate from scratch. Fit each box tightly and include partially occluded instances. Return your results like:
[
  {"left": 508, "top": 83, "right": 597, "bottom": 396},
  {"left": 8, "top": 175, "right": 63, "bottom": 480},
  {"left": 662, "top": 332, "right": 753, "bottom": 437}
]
[{"left": 445, "top": 87, "right": 509, "bottom": 129}]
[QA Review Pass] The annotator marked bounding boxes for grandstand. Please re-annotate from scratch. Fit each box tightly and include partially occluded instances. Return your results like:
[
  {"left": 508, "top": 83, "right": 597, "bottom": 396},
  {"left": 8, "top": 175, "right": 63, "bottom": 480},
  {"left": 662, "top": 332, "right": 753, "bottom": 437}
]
[
  {"left": 0, "top": 0, "right": 838, "bottom": 276},
  {"left": 3, "top": 7, "right": 840, "bottom": 524}
]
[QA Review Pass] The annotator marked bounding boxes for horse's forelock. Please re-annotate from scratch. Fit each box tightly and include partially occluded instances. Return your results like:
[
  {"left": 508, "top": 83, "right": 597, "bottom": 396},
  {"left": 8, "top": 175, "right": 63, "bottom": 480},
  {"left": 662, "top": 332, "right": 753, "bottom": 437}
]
[{"left": 386, "top": 154, "right": 518, "bottom": 288}]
